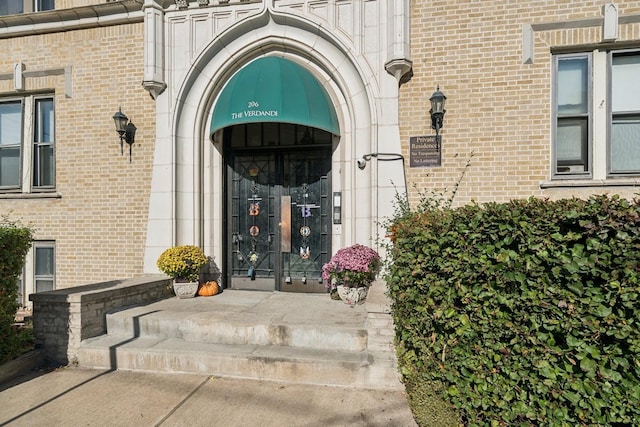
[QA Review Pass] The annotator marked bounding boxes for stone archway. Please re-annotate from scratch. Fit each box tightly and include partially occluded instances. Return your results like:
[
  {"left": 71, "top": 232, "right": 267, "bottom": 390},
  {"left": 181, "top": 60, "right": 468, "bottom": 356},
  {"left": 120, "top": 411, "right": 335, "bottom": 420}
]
[{"left": 143, "top": 8, "right": 383, "bottom": 275}]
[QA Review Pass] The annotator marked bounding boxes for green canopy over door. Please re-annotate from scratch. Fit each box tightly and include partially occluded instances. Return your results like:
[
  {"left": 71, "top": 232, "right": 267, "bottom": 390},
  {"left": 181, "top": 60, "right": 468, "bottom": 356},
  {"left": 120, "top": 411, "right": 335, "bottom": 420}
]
[{"left": 210, "top": 57, "right": 340, "bottom": 137}]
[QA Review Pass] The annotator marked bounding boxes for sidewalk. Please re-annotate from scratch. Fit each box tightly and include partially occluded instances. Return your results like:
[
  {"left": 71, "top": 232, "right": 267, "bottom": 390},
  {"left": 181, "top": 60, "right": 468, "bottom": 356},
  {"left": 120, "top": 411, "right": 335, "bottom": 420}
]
[{"left": 0, "top": 367, "right": 418, "bottom": 427}]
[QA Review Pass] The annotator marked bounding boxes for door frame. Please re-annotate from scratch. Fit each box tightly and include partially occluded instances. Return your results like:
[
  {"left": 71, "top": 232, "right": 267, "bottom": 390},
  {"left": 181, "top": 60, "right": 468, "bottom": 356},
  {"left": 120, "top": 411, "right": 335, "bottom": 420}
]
[{"left": 222, "top": 125, "right": 332, "bottom": 292}]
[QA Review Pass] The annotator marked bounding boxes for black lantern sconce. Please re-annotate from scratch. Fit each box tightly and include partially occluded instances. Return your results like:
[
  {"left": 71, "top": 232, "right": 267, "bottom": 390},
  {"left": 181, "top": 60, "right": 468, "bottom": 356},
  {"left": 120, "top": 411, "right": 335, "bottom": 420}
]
[
  {"left": 429, "top": 86, "right": 447, "bottom": 136},
  {"left": 112, "top": 107, "right": 136, "bottom": 162}
]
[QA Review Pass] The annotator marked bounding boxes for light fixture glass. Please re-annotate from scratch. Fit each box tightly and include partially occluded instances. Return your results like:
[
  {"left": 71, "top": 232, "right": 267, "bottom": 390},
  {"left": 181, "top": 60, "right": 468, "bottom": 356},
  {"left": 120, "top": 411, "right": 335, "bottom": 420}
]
[
  {"left": 429, "top": 86, "right": 446, "bottom": 115},
  {"left": 112, "top": 107, "right": 129, "bottom": 135},
  {"left": 112, "top": 107, "right": 136, "bottom": 162},
  {"left": 429, "top": 86, "right": 447, "bottom": 134}
]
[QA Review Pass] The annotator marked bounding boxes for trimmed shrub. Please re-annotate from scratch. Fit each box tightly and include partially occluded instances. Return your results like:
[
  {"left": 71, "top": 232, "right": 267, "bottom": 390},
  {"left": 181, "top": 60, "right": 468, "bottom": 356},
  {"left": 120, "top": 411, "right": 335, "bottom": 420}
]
[
  {"left": 386, "top": 195, "right": 640, "bottom": 426},
  {"left": 0, "top": 216, "right": 33, "bottom": 364}
]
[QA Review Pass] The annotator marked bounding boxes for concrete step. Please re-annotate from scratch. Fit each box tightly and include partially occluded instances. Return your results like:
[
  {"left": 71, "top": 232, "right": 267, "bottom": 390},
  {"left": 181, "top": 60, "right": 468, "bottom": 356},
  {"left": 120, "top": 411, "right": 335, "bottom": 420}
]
[
  {"left": 77, "top": 336, "right": 372, "bottom": 387},
  {"left": 104, "top": 308, "right": 367, "bottom": 352},
  {"left": 75, "top": 290, "right": 401, "bottom": 389}
]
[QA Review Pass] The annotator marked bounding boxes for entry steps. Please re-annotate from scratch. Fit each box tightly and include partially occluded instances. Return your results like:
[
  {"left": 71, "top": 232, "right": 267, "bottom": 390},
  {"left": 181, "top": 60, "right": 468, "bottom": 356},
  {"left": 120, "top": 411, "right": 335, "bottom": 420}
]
[{"left": 77, "top": 290, "right": 400, "bottom": 389}]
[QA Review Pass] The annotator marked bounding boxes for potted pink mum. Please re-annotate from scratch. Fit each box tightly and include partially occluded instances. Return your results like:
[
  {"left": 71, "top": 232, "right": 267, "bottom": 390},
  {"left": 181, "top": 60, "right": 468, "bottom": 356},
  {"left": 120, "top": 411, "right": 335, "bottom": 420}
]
[{"left": 322, "top": 243, "right": 381, "bottom": 306}]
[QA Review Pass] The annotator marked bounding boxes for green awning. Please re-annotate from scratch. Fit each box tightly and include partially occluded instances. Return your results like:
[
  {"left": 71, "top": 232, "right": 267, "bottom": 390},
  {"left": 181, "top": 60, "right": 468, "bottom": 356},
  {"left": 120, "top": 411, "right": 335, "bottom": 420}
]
[{"left": 210, "top": 57, "right": 340, "bottom": 137}]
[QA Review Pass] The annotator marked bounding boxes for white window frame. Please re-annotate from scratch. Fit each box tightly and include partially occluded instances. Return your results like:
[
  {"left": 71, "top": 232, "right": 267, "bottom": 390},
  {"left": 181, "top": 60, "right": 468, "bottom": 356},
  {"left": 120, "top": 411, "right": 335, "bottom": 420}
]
[
  {"left": 0, "top": 94, "right": 55, "bottom": 193},
  {"left": 34, "top": 241, "right": 55, "bottom": 293},
  {"left": 21, "top": 241, "right": 56, "bottom": 310}
]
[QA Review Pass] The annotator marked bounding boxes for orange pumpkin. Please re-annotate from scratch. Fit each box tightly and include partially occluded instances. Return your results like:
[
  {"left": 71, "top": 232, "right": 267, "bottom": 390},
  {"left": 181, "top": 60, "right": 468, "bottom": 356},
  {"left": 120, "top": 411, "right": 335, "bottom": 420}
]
[{"left": 198, "top": 281, "right": 219, "bottom": 297}]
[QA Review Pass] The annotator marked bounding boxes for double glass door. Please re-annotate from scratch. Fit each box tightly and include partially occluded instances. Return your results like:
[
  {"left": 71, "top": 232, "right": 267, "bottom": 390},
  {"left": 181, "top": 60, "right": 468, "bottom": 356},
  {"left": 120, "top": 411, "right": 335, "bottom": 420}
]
[{"left": 226, "top": 149, "right": 331, "bottom": 292}]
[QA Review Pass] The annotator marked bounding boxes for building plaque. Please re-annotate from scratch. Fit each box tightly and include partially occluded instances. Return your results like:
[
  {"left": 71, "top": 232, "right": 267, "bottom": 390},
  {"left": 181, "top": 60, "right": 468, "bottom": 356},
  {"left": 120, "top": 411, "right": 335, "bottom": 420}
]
[{"left": 409, "top": 135, "right": 441, "bottom": 167}]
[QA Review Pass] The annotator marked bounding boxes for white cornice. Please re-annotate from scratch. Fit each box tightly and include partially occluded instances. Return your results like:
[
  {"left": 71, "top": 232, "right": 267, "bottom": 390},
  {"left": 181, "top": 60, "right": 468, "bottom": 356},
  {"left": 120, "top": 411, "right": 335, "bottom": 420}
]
[{"left": 0, "top": 0, "right": 144, "bottom": 39}]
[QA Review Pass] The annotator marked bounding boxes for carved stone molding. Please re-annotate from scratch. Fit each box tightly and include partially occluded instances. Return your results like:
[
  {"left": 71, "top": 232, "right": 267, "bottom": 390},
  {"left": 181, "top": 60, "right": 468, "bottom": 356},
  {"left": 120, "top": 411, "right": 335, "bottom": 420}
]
[
  {"left": 142, "top": 80, "right": 167, "bottom": 100},
  {"left": 385, "top": 59, "right": 412, "bottom": 82}
]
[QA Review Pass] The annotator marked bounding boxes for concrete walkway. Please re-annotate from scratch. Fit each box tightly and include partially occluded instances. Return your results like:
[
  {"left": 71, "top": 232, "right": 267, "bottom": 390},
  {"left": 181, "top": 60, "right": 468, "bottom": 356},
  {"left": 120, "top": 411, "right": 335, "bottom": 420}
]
[{"left": 0, "top": 367, "right": 417, "bottom": 426}]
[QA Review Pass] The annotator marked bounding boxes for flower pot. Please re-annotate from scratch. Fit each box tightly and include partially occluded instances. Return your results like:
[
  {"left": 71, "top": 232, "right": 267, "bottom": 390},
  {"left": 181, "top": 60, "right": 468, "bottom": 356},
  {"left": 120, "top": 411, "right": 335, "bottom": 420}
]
[
  {"left": 336, "top": 285, "right": 368, "bottom": 306},
  {"left": 173, "top": 280, "right": 199, "bottom": 298}
]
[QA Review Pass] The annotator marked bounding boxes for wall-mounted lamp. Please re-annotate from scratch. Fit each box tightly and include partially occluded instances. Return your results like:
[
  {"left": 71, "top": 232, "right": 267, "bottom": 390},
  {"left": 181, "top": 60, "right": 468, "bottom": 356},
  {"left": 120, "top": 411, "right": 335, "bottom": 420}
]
[
  {"left": 429, "top": 86, "right": 447, "bottom": 136},
  {"left": 112, "top": 107, "right": 136, "bottom": 162},
  {"left": 356, "top": 152, "right": 405, "bottom": 170}
]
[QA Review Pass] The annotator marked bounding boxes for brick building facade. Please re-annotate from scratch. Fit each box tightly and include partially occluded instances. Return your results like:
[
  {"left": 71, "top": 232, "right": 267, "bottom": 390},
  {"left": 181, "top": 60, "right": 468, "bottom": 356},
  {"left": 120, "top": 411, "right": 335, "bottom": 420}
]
[
  {"left": 1, "top": 0, "right": 638, "bottom": 306},
  {"left": 402, "top": 1, "right": 640, "bottom": 206}
]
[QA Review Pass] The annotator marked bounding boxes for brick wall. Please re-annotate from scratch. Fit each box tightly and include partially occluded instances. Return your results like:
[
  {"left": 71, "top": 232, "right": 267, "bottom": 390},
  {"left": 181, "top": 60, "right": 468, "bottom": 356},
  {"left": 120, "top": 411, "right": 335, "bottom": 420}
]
[
  {"left": 0, "top": 22, "right": 156, "bottom": 288},
  {"left": 401, "top": 1, "right": 640, "bottom": 208}
]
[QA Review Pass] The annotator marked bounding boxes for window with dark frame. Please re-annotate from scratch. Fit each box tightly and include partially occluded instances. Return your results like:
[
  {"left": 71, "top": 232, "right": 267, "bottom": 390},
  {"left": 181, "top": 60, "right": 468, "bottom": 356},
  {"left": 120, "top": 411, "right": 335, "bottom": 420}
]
[{"left": 554, "top": 54, "right": 591, "bottom": 176}]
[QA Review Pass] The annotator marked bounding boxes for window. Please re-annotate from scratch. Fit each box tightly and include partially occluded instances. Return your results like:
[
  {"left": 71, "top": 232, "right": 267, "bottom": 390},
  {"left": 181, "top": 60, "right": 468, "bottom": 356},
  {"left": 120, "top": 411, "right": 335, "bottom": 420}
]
[
  {"left": 610, "top": 51, "right": 640, "bottom": 174},
  {"left": 0, "top": 101, "right": 22, "bottom": 188},
  {"left": 18, "top": 241, "right": 55, "bottom": 309},
  {"left": 33, "top": 98, "right": 55, "bottom": 188},
  {"left": 0, "top": 95, "right": 55, "bottom": 192},
  {"left": 34, "top": 242, "right": 55, "bottom": 293},
  {"left": 553, "top": 54, "right": 591, "bottom": 176},
  {"left": 35, "top": 0, "right": 54, "bottom": 12},
  {"left": 0, "top": 1, "right": 23, "bottom": 15},
  {"left": 0, "top": 0, "right": 54, "bottom": 16},
  {"left": 552, "top": 49, "right": 640, "bottom": 180},
  {"left": 17, "top": 268, "right": 24, "bottom": 308}
]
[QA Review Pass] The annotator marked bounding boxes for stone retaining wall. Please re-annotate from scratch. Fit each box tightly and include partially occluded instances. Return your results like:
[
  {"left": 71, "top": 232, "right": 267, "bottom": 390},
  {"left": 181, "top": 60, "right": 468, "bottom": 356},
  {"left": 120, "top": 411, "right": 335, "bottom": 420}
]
[{"left": 29, "top": 275, "right": 172, "bottom": 365}]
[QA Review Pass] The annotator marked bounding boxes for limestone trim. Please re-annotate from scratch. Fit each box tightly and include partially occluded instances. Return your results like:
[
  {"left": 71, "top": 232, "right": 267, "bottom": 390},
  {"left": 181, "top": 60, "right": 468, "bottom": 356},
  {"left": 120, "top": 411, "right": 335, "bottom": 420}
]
[
  {"left": 522, "top": 10, "right": 640, "bottom": 64},
  {"left": 142, "top": 1, "right": 166, "bottom": 99},
  {"left": 143, "top": 6, "right": 384, "bottom": 273},
  {"left": 0, "top": 66, "right": 73, "bottom": 98},
  {"left": 0, "top": 192, "right": 62, "bottom": 199},
  {"left": 540, "top": 179, "right": 640, "bottom": 189},
  {"left": 384, "top": 0, "right": 412, "bottom": 82},
  {"left": 0, "top": 0, "right": 144, "bottom": 39}
]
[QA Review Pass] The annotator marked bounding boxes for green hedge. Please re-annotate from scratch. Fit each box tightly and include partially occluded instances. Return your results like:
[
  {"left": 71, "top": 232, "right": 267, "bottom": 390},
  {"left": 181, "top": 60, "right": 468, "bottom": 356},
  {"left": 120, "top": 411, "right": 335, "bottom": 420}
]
[
  {"left": 386, "top": 195, "right": 640, "bottom": 426},
  {"left": 0, "top": 217, "right": 33, "bottom": 364}
]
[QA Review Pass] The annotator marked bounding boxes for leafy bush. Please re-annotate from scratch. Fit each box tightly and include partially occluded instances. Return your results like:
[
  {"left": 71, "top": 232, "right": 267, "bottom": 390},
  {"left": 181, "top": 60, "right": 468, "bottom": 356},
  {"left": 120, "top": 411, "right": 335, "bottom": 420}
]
[
  {"left": 386, "top": 195, "right": 640, "bottom": 426},
  {"left": 0, "top": 216, "right": 33, "bottom": 364}
]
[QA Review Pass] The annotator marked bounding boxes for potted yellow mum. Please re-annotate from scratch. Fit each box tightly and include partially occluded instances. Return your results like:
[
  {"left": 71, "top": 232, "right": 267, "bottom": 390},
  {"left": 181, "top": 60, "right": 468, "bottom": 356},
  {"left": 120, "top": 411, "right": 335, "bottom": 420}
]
[{"left": 156, "top": 245, "right": 208, "bottom": 298}]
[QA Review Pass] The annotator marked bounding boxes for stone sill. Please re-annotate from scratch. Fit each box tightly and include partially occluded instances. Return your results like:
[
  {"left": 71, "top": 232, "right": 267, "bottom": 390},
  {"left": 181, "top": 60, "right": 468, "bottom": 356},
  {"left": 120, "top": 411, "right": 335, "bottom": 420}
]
[
  {"left": 540, "top": 178, "right": 640, "bottom": 189},
  {"left": 0, "top": 192, "right": 61, "bottom": 200}
]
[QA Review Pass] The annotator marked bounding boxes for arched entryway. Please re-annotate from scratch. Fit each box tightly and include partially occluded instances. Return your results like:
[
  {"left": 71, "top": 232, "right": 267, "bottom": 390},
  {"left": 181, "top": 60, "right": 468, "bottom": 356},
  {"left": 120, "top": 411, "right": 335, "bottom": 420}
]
[
  {"left": 210, "top": 57, "right": 340, "bottom": 292},
  {"left": 142, "top": 10, "right": 396, "bottom": 282}
]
